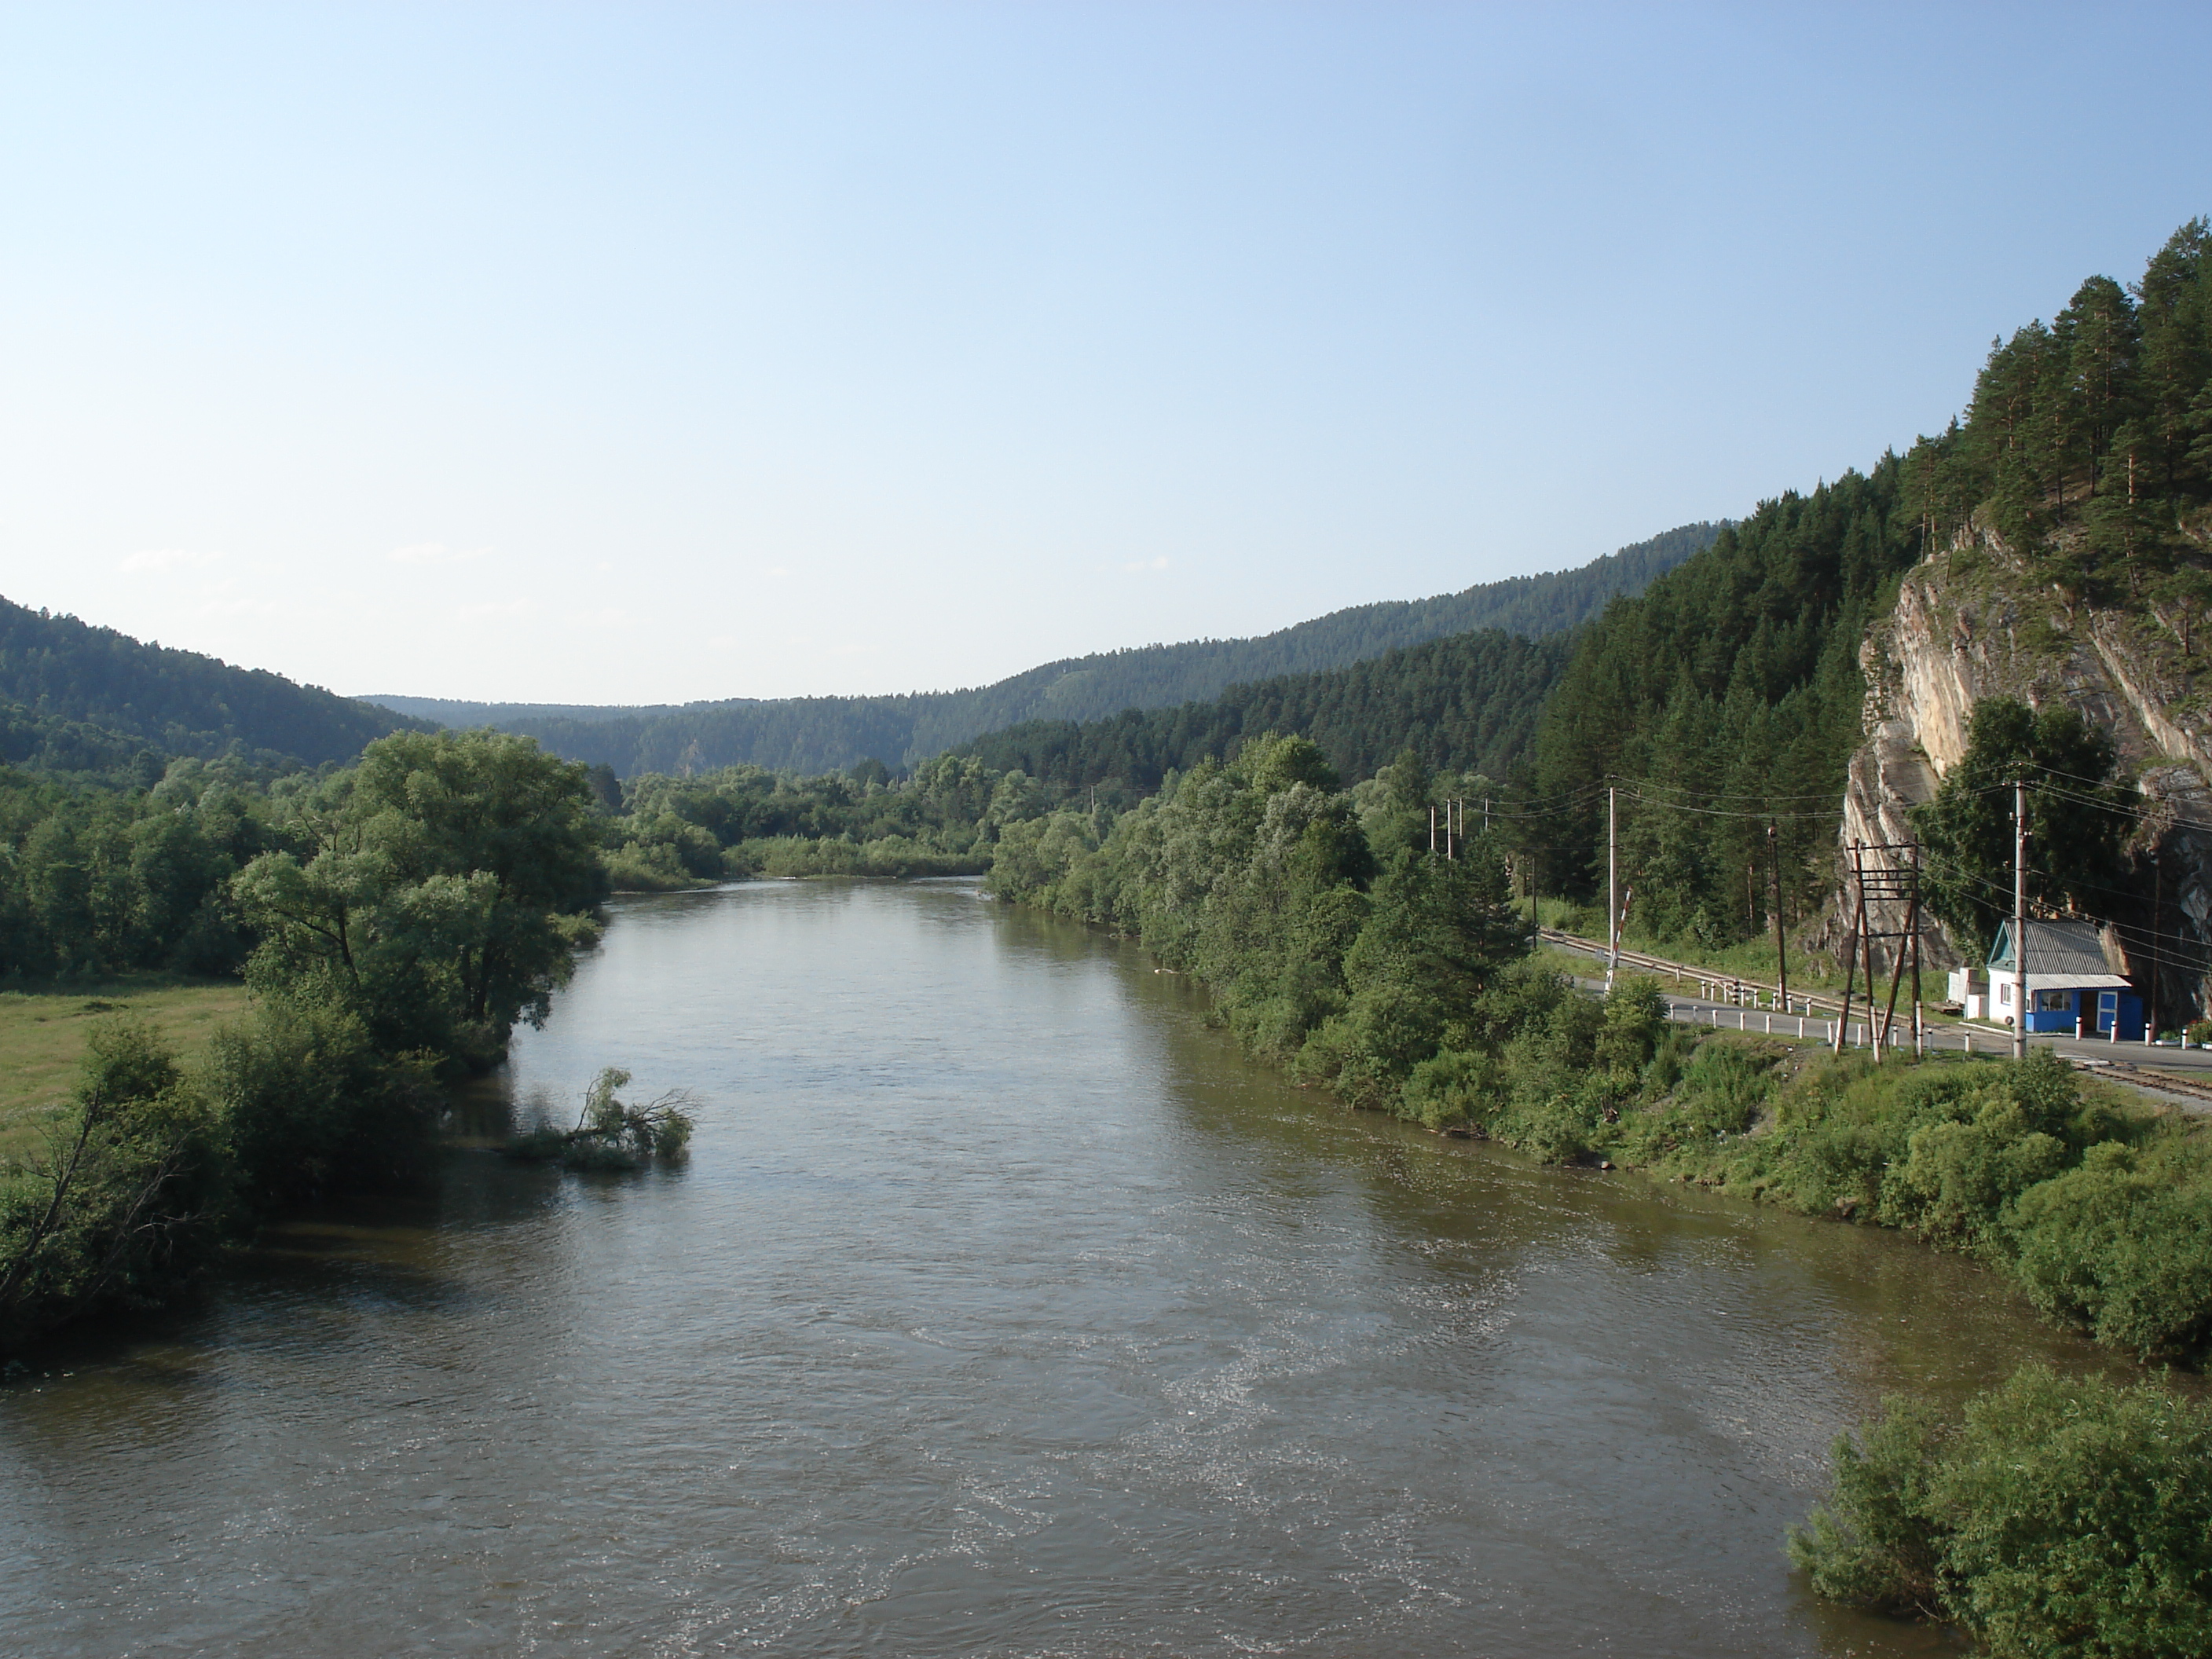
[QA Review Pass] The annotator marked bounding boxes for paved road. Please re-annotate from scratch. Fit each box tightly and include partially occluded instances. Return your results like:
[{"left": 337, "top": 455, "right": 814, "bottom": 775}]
[{"left": 1551, "top": 939, "right": 2212, "bottom": 1108}]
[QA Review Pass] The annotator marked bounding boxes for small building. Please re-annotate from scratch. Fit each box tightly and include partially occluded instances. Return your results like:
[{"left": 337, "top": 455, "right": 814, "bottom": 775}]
[
  {"left": 1947, "top": 966, "right": 1989, "bottom": 1018},
  {"left": 1987, "top": 919, "right": 2141, "bottom": 1038}
]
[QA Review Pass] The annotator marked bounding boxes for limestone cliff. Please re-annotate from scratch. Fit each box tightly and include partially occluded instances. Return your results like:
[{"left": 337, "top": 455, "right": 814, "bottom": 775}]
[{"left": 1839, "top": 521, "right": 2212, "bottom": 1011}]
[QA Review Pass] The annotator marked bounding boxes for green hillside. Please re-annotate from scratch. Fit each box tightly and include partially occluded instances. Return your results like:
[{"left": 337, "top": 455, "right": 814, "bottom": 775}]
[
  {"left": 961, "top": 628, "right": 1569, "bottom": 797},
  {"left": 369, "top": 522, "right": 1719, "bottom": 776},
  {"left": 1532, "top": 217, "right": 2212, "bottom": 947},
  {"left": 0, "top": 595, "right": 423, "bottom": 775}
]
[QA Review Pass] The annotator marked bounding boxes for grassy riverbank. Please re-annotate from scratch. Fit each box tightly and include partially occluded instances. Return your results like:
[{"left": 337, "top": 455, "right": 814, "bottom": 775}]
[{"left": 0, "top": 981, "right": 250, "bottom": 1168}]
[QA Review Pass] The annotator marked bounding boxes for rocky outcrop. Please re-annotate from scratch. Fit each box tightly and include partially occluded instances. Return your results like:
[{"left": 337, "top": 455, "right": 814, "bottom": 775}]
[{"left": 1839, "top": 524, "right": 2212, "bottom": 1013}]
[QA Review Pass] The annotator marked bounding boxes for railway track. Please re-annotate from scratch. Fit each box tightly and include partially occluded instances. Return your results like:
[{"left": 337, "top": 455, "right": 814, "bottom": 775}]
[{"left": 1540, "top": 928, "right": 1852, "bottom": 1015}]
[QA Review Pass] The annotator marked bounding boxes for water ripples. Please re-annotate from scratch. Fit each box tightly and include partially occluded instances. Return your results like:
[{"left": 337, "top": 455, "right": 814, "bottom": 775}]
[{"left": 2, "top": 881, "right": 2093, "bottom": 1656}]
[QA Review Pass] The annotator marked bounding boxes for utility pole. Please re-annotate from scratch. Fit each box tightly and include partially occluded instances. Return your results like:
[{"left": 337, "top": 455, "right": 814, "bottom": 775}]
[
  {"left": 1429, "top": 805, "right": 1436, "bottom": 855},
  {"left": 1879, "top": 846, "right": 1921, "bottom": 1062},
  {"left": 1836, "top": 843, "right": 1862, "bottom": 1055},
  {"left": 2013, "top": 780, "right": 2029, "bottom": 1062},
  {"left": 1768, "top": 824, "right": 1788, "bottom": 1014},
  {"left": 1607, "top": 785, "right": 1619, "bottom": 988},
  {"left": 2152, "top": 847, "right": 2163, "bottom": 1042}
]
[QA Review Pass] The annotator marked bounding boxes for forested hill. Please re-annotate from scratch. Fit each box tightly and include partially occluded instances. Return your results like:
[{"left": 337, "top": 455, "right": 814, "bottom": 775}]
[
  {"left": 961, "top": 628, "right": 1569, "bottom": 797},
  {"left": 955, "top": 217, "right": 2212, "bottom": 968},
  {"left": 899, "top": 518, "right": 1716, "bottom": 732},
  {"left": 381, "top": 521, "right": 1719, "bottom": 776},
  {"left": 1526, "top": 216, "right": 2212, "bottom": 950},
  {"left": 1530, "top": 466, "right": 1913, "bottom": 938},
  {"left": 0, "top": 595, "right": 424, "bottom": 774}
]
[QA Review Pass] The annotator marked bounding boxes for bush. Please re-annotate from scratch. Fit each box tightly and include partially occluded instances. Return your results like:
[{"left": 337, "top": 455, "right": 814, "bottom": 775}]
[
  {"left": 0, "top": 1018, "right": 225, "bottom": 1349},
  {"left": 1791, "top": 1366, "right": 2212, "bottom": 1657},
  {"left": 604, "top": 840, "right": 716, "bottom": 892},
  {"left": 197, "top": 1002, "right": 444, "bottom": 1212},
  {"left": 2009, "top": 1140, "right": 2212, "bottom": 1361},
  {"left": 1401, "top": 1049, "right": 1500, "bottom": 1133}
]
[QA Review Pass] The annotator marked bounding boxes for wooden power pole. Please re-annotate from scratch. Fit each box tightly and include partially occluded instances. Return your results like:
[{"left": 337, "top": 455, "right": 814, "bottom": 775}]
[
  {"left": 1607, "top": 786, "right": 1619, "bottom": 988},
  {"left": 2013, "top": 780, "right": 2029, "bottom": 1062},
  {"left": 1768, "top": 824, "right": 1788, "bottom": 1015}
]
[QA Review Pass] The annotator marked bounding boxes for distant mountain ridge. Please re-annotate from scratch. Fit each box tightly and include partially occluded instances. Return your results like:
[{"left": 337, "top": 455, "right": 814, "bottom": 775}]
[
  {"left": 0, "top": 594, "right": 424, "bottom": 775},
  {"left": 362, "top": 695, "right": 742, "bottom": 728},
  {"left": 375, "top": 521, "right": 1721, "bottom": 776}
]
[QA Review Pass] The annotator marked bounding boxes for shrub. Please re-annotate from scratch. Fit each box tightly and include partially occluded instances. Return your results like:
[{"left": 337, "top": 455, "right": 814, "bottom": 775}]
[
  {"left": 0, "top": 1018, "right": 225, "bottom": 1348},
  {"left": 197, "top": 1002, "right": 444, "bottom": 1212},
  {"left": 2009, "top": 1140, "right": 2212, "bottom": 1361},
  {"left": 1400, "top": 1049, "right": 1501, "bottom": 1133},
  {"left": 1792, "top": 1366, "right": 2212, "bottom": 1658},
  {"left": 604, "top": 840, "right": 714, "bottom": 892}
]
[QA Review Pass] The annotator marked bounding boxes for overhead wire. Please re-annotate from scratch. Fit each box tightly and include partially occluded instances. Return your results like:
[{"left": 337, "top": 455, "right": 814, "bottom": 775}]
[{"left": 1486, "top": 759, "right": 2212, "bottom": 980}]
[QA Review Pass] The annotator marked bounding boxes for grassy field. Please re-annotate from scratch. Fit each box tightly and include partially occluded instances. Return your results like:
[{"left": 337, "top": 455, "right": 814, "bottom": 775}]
[{"left": 0, "top": 981, "right": 251, "bottom": 1168}]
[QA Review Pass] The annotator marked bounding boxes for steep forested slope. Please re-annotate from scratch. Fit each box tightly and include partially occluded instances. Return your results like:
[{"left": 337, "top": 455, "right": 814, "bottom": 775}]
[
  {"left": 1532, "top": 469, "right": 1914, "bottom": 936},
  {"left": 0, "top": 596, "right": 421, "bottom": 771},
  {"left": 1529, "top": 216, "right": 2212, "bottom": 952},
  {"left": 379, "top": 522, "right": 1717, "bottom": 775}
]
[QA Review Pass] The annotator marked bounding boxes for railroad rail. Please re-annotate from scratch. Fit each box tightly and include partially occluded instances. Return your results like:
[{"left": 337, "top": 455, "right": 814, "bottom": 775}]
[{"left": 1539, "top": 928, "right": 1854, "bottom": 1016}]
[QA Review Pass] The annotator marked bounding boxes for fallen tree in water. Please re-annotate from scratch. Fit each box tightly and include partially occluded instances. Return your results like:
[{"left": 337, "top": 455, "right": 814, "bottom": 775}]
[{"left": 505, "top": 1068, "right": 695, "bottom": 1171}]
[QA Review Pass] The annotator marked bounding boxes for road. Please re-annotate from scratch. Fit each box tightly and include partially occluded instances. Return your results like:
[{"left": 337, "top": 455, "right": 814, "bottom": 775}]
[{"left": 1546, "top": 935, "right": 2212, "bottom": 1110}]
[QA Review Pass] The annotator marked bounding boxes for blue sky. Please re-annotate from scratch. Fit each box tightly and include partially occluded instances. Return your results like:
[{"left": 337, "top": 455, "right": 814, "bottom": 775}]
[{"left": 3, "top": 2, "right": 2209, "bottom": 704}]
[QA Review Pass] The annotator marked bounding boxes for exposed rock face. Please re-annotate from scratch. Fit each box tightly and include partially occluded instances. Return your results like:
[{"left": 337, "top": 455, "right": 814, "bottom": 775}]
[{"left": 1840, "top": 525, "right": 2212, "bottom": 1013}]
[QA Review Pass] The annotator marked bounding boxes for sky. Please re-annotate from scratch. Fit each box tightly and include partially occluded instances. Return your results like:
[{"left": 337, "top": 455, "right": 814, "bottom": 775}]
[{"left": 2, "top": 3, "right": 2210, "bottom": 707}]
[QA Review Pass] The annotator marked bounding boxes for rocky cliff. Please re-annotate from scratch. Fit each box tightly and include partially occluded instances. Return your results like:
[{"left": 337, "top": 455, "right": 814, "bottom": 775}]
[{"left": 1839, "top": 521, "right": 2212, "bottom": 1013}]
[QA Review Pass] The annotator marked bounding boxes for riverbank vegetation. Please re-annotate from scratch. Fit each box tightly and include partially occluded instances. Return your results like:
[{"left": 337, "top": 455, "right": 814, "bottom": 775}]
[
  {"left": 597, "top": 753, "right": 1030, "bottom": 888},
  {"left": 1624, "top": 1043, "right": 2212, "bottom": 1364},
  {"left": 982, "top": 727, "right": 2212, "bottom": 1365},
  {"left": 1792, "top": 1365, "right": 2212, "bottom": 1657},
  {"left": 0, "top": 728, "right": 607, "bottom": 1352}
]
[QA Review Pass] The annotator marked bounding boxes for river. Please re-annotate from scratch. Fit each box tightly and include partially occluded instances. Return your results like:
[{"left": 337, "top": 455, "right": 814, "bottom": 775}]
[{"left": 2, "top": 879, "right": 2105, "bottom": 1656}]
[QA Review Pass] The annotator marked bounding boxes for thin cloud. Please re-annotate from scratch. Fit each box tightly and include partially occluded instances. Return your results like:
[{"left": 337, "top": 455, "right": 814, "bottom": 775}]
[
  {"left": 390, "top": 542, "right": 489, "bottom": 565},
  {"left": 1119, "top": 556, "right": 1170, "bottom": 573},
  {"left": 121, "top": 548, "right": 221, "bottom": 573}
]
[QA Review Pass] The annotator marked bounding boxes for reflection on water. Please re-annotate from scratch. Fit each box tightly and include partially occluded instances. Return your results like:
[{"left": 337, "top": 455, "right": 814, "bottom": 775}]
[{"left": 2, "top": 880, "right": 2092, "bottom": 1655}]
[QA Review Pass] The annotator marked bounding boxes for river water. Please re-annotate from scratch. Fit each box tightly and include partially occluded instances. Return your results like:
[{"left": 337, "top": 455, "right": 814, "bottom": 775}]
[{"left": 1, "top": 880, "right": 2108, "bottom": 1657}]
